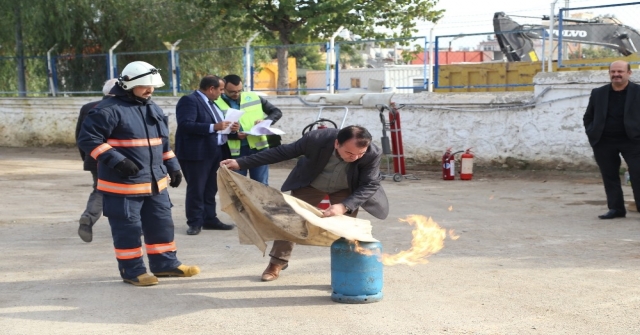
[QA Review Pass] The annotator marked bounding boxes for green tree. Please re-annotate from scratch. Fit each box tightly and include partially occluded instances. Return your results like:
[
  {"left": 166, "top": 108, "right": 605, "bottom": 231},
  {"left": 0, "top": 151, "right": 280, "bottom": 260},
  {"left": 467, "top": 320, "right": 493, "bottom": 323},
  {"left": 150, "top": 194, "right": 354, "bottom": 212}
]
[
  {"left": 0, "top": 0, "right": 248, "bottom": 96},
  {"left": 337, "top": 43, "right": 366, "bottom": 69},
  {"left": 288, "top": 44, "right": 326, "bottom": 71},
  {"left": 190, "top": 0, "right": 444, "bottom": 94}
]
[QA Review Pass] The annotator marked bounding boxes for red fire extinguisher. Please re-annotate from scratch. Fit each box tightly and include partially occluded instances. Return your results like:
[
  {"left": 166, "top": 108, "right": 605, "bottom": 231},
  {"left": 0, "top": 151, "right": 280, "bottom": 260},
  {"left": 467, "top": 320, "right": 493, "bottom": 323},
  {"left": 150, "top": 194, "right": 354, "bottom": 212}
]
[
  {"left": 442, "top": 148, "right": 455, "bottom": 180},
  {"left": 388, "top": 102, "right": 406, "bottom": 176},
  {"left": 460, "top": 148, "right": 474, "bottom": 180}
]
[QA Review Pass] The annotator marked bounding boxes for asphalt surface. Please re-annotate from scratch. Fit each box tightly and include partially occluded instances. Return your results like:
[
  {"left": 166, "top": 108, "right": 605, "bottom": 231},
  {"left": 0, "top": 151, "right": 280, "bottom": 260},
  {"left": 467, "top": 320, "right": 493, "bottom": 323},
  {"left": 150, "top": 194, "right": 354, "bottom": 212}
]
[{"left": 0, "top": 147, "right": 639, "bottom": 335}]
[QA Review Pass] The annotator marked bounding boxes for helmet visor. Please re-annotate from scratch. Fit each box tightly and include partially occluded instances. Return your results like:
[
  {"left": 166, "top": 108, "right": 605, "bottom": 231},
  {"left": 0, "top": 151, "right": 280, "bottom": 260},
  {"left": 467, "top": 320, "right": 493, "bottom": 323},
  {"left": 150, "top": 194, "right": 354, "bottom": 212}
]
[{"left": 127, "top": 68, "right": 160, "bottom": 82}]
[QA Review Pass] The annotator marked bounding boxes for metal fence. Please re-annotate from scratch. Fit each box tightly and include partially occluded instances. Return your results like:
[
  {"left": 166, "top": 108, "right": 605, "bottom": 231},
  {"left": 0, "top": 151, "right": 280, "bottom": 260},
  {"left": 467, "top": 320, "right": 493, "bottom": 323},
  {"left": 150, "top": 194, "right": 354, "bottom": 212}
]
[
  {"left": 334, "top": 37, "right": 429, "bottom": 94},
  {"left": 430, "top": 2, "right": 640, "bottom": 90},
  {"left": 53, "top": 53, "right": 110, "bottom": 95},
  {"left": 177, "top": 47, "right": 246, "bottom": 93},
  {"left": 0, "top": 56, "right": 49, "bottom": 95},
  {"left": 252, "top": 42, "right": 327, "bottom": 95},
  {"left": 557, "top": 2, "right": 640, "bottom": 68},
  {"left": 9, "top": 2, "right": 640, "bottom": 98},
  {"left": 0, "top": 37, "right": 434, "bottom": 97},
  {"left": 251, "top": 37, "right": 431, "bottom": 95}
]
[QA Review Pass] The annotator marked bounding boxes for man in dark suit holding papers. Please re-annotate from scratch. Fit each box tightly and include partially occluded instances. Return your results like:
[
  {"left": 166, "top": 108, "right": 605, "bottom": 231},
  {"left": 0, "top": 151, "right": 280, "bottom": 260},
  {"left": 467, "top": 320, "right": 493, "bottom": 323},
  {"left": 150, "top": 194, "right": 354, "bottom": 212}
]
[{"left": 175, "top": 75, "right": 240, "bottom": 235}]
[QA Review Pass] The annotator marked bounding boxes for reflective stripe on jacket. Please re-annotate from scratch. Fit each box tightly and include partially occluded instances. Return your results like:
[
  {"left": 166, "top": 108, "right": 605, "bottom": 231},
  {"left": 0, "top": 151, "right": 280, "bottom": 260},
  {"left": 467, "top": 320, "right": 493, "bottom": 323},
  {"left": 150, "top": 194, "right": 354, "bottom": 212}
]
[
  {"left": 216, "top": 92, "right": 269, "bottom": 156},
  {"left": 77, "top": 85, "right": 180, "bottom": 197}
]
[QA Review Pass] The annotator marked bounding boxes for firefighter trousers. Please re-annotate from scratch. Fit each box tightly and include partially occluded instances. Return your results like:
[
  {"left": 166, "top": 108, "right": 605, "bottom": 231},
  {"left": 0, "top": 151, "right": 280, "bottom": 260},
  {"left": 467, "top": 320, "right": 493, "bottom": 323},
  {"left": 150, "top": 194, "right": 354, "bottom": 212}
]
[{"left": 103, "top": 190, "right": 181, "bottom": 280}]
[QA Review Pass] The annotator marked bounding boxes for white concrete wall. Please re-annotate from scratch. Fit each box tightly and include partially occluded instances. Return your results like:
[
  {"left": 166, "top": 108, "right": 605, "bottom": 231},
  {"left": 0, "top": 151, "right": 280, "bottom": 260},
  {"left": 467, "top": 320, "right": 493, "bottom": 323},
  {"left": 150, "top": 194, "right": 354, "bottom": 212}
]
[{"left": 0, "top": 70, "right": 618, "bottom": 168}]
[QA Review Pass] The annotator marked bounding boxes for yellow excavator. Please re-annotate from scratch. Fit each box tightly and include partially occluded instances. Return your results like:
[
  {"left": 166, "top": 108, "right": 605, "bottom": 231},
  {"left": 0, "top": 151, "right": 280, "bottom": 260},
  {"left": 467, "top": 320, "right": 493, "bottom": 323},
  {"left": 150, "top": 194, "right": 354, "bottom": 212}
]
[{"left": 493, "top": 11, "right": 640, "bottom": 62}]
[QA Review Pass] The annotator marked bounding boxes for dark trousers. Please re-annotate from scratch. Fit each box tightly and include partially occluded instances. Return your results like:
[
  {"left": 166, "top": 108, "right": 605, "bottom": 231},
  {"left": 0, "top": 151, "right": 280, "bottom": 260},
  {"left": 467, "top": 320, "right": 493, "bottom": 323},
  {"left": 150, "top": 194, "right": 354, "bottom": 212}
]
[
  {"left": 179, "top": 152, "right": 223, "bottom": 228},
  {"left": 592, "top": 136, "right": 640, "bottom": 213},
  {"left": 268, "top": 186, "right": 358, "bottom": 265},
  {"left": 103, "top": 190, "right": 180, "bottom": 280},
  {"left": 80, "top": 170, "right": 103, "bottom": 225}
]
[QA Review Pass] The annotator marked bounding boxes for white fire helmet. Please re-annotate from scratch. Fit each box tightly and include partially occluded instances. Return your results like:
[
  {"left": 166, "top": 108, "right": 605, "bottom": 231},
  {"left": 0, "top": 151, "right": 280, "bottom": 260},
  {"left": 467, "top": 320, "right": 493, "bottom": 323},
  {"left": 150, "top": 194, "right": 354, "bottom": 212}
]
[
  {"left": 102, "top": 78, "right": 119, "bottom": 96},
  {"left": 118, "top": 61, "right": 165, "bottom": 90}
]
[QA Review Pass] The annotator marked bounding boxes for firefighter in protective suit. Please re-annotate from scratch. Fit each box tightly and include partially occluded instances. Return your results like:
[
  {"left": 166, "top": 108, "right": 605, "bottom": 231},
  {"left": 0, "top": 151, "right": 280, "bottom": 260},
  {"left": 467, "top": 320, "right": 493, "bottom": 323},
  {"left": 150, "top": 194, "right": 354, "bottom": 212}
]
[{"left": 78, "top": 61, "right": 200, "bottom": 286}]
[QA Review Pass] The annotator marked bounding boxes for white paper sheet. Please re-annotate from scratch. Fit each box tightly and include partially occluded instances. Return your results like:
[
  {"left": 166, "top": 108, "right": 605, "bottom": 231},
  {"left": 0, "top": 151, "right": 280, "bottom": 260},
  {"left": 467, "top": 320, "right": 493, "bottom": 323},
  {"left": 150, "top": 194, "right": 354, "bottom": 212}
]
[
  {"left": 244, "top": 120, "right": 286, "bottom": 136},
  {"left": 219, "top": 108, "right": 244, "bottom": 134}
]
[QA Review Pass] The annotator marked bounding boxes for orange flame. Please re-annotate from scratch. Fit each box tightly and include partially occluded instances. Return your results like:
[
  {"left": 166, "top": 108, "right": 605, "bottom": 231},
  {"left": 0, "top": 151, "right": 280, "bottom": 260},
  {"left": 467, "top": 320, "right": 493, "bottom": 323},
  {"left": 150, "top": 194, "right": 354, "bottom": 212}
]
[
  {"left": 352, "top": 241, "right": 378, "bottom": 256},
  {"left": 349, "top": 215, "right": 457, "bottom": 266},
  {"left": 448, "top": 206, "right": 453, "bottom": 211}
]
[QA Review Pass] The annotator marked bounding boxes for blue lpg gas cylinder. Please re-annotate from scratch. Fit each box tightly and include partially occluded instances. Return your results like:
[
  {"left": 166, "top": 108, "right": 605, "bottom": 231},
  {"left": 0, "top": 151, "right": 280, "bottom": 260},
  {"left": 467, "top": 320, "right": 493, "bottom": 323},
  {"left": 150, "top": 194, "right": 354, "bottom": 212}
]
[{"left": 330, "top": 237, "right": 383, "bottom": 303}]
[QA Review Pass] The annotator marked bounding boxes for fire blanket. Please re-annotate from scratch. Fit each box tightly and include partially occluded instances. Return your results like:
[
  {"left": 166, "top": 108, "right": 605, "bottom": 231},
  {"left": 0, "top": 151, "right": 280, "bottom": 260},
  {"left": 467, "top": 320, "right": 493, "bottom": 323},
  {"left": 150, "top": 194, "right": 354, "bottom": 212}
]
[{"left": 217, "top": 166, "right": 378, "bottom": 255}]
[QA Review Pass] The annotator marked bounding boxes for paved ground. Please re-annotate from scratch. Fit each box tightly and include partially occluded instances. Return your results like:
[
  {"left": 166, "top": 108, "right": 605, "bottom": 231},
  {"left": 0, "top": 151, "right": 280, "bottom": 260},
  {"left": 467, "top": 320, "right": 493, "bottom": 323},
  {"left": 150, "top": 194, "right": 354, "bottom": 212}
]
[{"left": 0, "top": 147, "right": 639, "bottom": 335}]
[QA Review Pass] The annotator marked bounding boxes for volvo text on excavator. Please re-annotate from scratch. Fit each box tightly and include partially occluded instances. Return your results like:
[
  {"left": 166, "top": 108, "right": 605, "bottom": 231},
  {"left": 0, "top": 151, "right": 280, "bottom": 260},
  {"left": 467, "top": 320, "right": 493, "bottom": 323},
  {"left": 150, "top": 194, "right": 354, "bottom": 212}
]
[{"left": 493, "top": 11, "right": 640, "bottom": 62}]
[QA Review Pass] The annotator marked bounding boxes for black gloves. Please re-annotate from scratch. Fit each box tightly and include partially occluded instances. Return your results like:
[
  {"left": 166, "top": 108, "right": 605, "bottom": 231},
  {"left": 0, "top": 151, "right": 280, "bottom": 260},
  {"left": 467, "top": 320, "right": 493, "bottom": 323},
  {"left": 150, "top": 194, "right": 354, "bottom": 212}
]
[
  {"left": 169, "top": 170, "right": 183, "bottom": 188},
  {"left": 114, "top": 159, "right": 181, "bottom": 188},
  {"left": 114, "top": 158, "right": 140, "bottom": 177}
]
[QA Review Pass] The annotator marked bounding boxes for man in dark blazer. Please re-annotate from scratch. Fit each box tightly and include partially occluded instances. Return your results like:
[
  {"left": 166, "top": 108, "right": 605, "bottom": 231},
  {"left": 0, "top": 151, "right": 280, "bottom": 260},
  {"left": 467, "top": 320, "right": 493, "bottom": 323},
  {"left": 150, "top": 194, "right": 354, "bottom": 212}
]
[
  {"left": 583, "top": 60, "right": 640, "bottom": 219},
  {"left": 175, "top": 75, "right": 239, "bottom": 235},
  {"left": 220, "top": 126, "right": 389, "bottom": 281}
]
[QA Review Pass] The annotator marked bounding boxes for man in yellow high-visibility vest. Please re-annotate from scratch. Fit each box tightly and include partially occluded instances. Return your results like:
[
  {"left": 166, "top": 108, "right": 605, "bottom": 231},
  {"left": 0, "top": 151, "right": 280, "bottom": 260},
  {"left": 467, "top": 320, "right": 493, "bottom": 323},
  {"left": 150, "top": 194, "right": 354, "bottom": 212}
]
[{"left": 216, "top": 74, "right": 282, "bottom": 185}]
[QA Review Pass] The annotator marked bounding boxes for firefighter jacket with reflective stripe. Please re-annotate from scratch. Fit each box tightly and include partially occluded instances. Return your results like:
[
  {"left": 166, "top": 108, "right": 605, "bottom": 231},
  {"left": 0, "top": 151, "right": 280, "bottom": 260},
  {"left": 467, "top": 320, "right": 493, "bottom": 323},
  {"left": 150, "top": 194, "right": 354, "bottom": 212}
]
[
  {"left": 216, "top": 92, "right": 271, "bottom": 156},
  {"left": 77, "top": 85, "right": 180, "bottom": 197}
]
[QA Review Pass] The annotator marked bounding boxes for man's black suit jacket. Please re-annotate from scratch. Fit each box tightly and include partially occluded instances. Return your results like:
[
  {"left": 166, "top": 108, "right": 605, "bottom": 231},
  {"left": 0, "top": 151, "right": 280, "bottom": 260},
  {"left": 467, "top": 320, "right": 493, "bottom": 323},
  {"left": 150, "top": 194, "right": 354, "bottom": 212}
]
[
  {"left": 583, "top": 81, "right": 640, "bottom": 146},
  {"left": 175, "top": 91, "right": 224, "bottom": 160},
  {"left": 235, "top": 128, "right": 389, "bottom": 220}
]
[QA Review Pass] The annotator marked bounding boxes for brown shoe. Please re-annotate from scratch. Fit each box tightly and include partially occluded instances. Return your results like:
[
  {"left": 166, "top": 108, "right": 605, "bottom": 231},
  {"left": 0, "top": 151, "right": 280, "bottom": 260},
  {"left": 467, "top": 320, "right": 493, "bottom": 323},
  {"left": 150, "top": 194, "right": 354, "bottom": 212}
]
[
  {"left": 123, "top": 273, "right": 159, "bottom": 287},
  {"left": 261, "top": 262, "right": 288, "bottom": 282},
  {"left": 153, "top": 264, "right": 201, "bottom": 278}
]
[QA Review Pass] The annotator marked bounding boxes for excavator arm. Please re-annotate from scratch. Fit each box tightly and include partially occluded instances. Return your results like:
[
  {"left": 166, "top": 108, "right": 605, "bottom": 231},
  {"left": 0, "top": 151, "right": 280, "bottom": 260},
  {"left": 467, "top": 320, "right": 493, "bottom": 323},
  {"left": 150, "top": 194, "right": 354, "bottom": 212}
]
[{"left": 493, "top": 12, "right": 640, "bottom": 62}]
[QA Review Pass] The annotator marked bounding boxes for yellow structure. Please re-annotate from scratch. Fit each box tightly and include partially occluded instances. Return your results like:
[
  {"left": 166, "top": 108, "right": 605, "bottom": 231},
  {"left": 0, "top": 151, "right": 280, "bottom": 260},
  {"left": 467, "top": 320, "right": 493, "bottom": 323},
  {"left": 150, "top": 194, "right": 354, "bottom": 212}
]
[
  {"left": 435, "top": 54, "right": 640, "bottom": 92},
  {"left": 253, "top": 58, "right": 297, "bottom": 95}
]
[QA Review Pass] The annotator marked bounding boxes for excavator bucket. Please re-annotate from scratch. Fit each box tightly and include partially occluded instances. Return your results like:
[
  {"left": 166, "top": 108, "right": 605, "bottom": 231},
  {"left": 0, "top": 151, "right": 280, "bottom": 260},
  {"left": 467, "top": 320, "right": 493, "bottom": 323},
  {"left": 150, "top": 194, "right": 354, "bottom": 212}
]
[{"left": 493, "top": 12, "right": 542, "bottom": 62}]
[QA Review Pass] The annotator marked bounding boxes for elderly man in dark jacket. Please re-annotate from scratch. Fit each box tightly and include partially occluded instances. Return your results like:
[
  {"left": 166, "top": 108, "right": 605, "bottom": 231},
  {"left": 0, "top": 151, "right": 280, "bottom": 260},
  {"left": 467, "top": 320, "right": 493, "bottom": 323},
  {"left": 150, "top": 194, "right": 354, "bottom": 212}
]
[
  {"left": 221, "top": 125, "right": 389, "bottom": 281},
  {"left": 584, "top": 60, "right": 640, "bottom": 219}
]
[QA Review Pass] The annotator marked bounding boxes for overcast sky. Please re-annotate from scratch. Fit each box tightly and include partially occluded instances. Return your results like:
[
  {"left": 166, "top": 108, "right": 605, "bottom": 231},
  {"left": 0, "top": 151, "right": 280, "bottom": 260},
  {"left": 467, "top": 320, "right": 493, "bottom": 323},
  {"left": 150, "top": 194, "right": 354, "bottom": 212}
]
[{"left": 414, "top": 0, "right": 639, "bottom": 49}]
